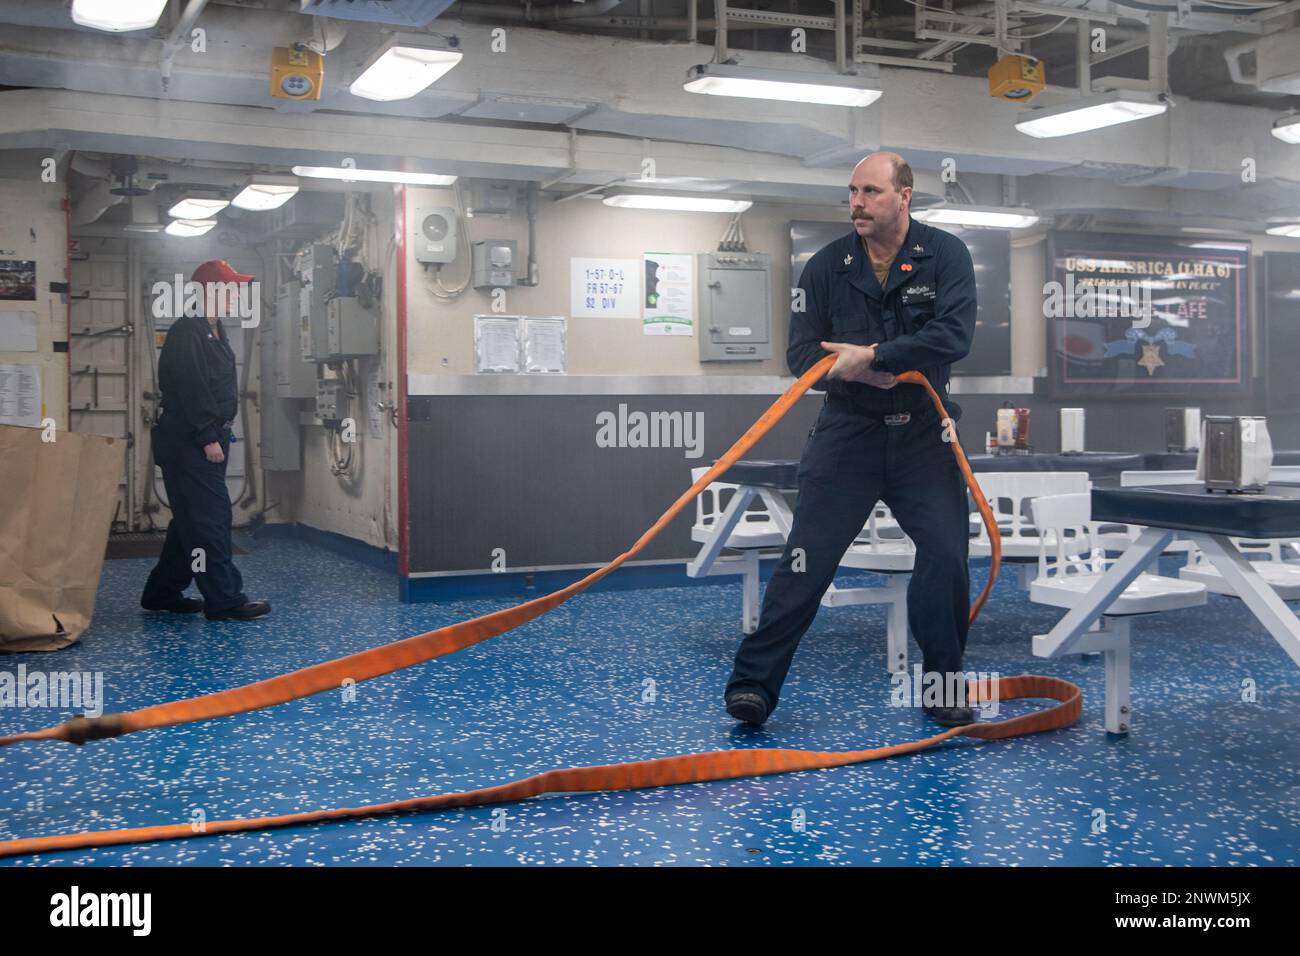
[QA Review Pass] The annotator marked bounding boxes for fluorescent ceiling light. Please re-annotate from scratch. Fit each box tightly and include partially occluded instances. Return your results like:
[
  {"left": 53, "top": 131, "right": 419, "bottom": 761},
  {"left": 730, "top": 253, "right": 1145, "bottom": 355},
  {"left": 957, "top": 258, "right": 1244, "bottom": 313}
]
[
  {"left": 231, "top": 176, "right": 299, "bottom": 211},
  {"left": 350, "top": 33, "right": 463, "bottom": 101},
  {"left": 291, "top": 165, "right": 457, "bottom": 186},
  {"left": 913, "top": 204, "right": 1039, "bottom": 229},
  {"left": 628, "top": 176, "right": 738, "bottom": 191},
  {"left": 1015, "top": 89, "right": 1168, "bottom": 139},
  {"left": 684, "top": 62, "right": 881, "bottom": 107},
  {"left": 71, "top": 0, "right": 167, "bottom": 32},
  {"left": 167, "top": 196, "right": 230, "bottom": 219},
  {"left": 602, "top": 191, "right": 753, "bottom": 213},
  {"left": 123, "top": 224, "right": 165, "bottom": 234},
  {"left": 1266, "top": 224, "right": 1300, "bottom": 238},
  {"left": 164, "top": 219, "right": 218, "bottom": 237},
  {"left": 1272, "top": 114, "right": 1300, "bottom": 145}
]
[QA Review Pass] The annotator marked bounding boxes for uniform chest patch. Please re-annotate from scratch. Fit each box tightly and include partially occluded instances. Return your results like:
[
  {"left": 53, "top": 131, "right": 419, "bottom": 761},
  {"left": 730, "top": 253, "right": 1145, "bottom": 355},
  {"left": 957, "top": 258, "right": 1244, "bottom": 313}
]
[{"left": 900, "top": 284, "right": 936, "bottom": 305}]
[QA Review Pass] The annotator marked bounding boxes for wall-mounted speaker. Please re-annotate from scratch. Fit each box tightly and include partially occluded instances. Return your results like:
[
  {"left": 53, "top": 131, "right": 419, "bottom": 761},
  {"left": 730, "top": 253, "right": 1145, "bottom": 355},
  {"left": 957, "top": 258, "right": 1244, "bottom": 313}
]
[{"left": 413, "top": 206, "right": 459, "bottom": 264}]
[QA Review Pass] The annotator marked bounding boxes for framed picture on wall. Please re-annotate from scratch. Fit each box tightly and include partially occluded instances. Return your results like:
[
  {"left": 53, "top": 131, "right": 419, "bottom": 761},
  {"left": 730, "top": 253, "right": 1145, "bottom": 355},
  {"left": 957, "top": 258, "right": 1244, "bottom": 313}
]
[
  {"left": 0, "top": 260, "right": 36, "bottom": 301},
  {"left": 1046, "top": 232, "right": 1250, "bottom": 398}
]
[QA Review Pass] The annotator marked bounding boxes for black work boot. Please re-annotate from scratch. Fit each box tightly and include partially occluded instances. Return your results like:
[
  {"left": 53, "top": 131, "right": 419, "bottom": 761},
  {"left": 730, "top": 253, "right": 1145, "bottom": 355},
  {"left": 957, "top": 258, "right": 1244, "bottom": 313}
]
[
  {"left": 141, "top": 596, "right": 204, "bottom": 614},
  {"left": 923, "top": 703, "right": 975, "bottom": 727},
  {"left": 725, "top": 690, "right": 770, "bottom": 725},
  {"left": 205, "top": 599, "right": 272, "bottom": 622}
]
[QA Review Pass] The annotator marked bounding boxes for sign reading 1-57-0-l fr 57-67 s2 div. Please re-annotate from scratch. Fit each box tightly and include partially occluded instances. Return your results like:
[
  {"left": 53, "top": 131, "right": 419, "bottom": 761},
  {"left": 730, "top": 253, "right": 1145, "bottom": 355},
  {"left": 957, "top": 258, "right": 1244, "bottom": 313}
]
[{"left": 570, "top": 258, "right": 641, "bottom": 319}]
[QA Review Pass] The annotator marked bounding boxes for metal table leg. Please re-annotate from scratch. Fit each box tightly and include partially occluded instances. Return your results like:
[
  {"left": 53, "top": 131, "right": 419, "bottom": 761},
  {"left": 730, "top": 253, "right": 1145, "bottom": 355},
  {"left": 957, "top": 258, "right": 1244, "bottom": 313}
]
[
  {"left": 1194, "top": 533, "right": 1300, "bottom": 669},
  {"left": 1032, "top": 527, "right": 1173, "bottom": 659},
  {"left": 1032, "top": 527, "right": 1172, "bottom": 734}
]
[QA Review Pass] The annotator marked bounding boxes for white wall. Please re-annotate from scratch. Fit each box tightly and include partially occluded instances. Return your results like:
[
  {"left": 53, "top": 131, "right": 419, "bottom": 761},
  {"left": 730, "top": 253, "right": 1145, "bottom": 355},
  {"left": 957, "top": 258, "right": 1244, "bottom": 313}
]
[
  {"left": 403, "top": 184, "right": 1300, "bottom": 386},
  {"left": 404, "top": 186, "right": 852, "bottom": 379},
  {"left": 266, "top": 188, "right": 399, "bottom": 551},
  {"left": 277, "top": 181, "right": 1300, "bottom": 553},
  {"left": 0, "top": 150, "right": 69, "bottom": 430}
]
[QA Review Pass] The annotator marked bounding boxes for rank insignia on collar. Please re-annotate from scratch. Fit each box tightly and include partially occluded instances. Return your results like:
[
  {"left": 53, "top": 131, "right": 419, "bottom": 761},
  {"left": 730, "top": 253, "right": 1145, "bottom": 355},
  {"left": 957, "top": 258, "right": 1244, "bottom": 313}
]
[
  {"left": 912, "top": 244, "right": 924, "bottom": 254},
  {"left": 843, "top": 253, "right": 853, "bottom": 265}
]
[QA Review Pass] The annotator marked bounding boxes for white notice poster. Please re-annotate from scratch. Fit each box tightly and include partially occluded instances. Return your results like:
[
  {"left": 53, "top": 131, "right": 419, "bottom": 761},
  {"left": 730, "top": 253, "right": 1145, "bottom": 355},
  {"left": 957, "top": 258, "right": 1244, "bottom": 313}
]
[
  {"left": 522, "top": 316, "right": 566, "bottom": 373},
  {"left": 474, "top": 316, "right": 521, "bottom": 372},
  {"left": 642, "top": 253, "right": 694, "bottom": 336},
  {"left": 0, "top": 362, "right": 41, "bottom": 427},
  {"left": 570, "top": 258, "right": 640, "bottom": 319}
]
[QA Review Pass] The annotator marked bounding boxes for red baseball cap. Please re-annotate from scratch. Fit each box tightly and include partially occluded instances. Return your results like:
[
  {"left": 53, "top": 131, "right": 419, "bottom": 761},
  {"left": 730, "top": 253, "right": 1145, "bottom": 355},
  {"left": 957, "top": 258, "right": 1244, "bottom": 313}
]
[{"left": 191, "top": 259, "right": 254, "bottom": 284}]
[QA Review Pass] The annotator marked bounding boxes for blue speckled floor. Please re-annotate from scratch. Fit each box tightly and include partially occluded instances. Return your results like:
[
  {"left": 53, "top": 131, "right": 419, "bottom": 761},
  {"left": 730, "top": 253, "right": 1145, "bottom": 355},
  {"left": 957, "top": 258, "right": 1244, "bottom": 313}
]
[{"left": 1, "top": 535, "right": 1297, "bottom": 866}]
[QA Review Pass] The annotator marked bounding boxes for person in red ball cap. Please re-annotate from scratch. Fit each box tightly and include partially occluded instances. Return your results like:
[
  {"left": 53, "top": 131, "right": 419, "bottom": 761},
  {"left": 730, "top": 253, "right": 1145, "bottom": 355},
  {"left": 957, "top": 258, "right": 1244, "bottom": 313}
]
[{"left": 140, "top": 259, "right": 271, "bottom": 621}]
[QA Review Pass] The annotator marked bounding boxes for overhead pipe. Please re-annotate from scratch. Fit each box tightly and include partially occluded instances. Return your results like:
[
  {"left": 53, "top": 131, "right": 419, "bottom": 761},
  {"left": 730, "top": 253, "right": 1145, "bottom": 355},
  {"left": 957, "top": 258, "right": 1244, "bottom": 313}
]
[
  {"left": 835, "top": 0, "right": 846, "bottom": 73},
  {"left": 1077, "top": 17, "right": 1090, "bottom": 93},
  {"left": 555, "top": 15, "right": 725, "bottom": 30},
  {"left": 522, "top": 181, "right": 539, "bottom": 286},
  {"left": 451, "top": 0, "right": 626, "bottom": 22},
  {"left": 1148, "top": 11, "right": 1169, "bottom": 93},
  {"left": 1090, "top": 34, "right": 1180, "bottom": 67},
  {"left": 160, "top": 0, "right": 212, "bottom": 94},
  {"left": 550, "top": 15, "right": 835, "bottom": 31},
  {"left": 546, "top": 10, "right": 1177, "bottom": 47},
  {"left": 914, "top": 1, "right": 1199, "bottom": 61},
  {"left": 0, "top": 0, "right": 1223, "bottom": 38},
  {"left": 533, "top": 0, "right": 627, "bottom": 21}
]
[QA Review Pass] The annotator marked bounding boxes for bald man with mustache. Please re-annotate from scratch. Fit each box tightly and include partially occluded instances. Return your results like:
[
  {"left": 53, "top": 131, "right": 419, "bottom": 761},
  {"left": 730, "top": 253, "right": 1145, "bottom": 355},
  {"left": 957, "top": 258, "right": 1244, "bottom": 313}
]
[{"left": 725, "top": 152, "right": 979, "bottom": 727}]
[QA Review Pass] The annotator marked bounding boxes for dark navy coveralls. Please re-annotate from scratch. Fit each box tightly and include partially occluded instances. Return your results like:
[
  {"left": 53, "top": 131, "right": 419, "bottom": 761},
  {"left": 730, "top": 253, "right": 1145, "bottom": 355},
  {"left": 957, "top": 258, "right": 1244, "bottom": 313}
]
[
  {"left": 726, "top": 217, "right": 978, "bottom": 714},
  {"left": 141, "top": 312, "right": 249, "bottom": 613}
]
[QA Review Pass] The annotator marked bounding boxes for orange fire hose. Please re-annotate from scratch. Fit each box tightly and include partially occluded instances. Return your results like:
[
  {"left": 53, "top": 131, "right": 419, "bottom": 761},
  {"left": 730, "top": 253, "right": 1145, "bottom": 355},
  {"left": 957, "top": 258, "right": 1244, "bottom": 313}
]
[{"left": 0, "top": 356, "right": 1080, "bottom": 859}]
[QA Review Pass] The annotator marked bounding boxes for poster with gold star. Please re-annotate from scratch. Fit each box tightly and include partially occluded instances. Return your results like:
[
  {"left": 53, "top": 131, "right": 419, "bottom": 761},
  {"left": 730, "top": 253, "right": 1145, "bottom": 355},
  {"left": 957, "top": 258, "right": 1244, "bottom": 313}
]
[{"left": 1047, "top": 232, "right": 1250, "bottom": 398}]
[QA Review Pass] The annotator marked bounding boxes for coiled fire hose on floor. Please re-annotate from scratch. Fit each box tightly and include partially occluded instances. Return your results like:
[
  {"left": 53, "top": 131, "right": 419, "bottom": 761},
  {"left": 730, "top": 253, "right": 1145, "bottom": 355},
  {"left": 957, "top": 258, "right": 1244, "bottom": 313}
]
[{"left": 0, "top": 355, "right": 1081, "bottom": 859}]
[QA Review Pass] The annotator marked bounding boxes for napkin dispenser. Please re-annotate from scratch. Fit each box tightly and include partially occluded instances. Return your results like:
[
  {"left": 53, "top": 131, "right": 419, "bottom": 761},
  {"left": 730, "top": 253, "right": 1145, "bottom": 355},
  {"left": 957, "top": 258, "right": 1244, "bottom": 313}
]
[
  {"left": 1165, "top": 407, "right": 1201, "bottom": 452},
  {"left": 1196, "top": 416, "right": 1273, "bottom": 493},
  {"left": 1060, "top": 408, "right": 1085, "bottom": 454}
]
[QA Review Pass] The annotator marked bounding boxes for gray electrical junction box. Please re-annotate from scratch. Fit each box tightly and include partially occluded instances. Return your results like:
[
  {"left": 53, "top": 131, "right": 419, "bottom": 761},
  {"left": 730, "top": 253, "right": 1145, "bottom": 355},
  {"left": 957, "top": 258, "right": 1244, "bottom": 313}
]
[{"left": 698, "top": 251, "right": 772, "bottom": 362}]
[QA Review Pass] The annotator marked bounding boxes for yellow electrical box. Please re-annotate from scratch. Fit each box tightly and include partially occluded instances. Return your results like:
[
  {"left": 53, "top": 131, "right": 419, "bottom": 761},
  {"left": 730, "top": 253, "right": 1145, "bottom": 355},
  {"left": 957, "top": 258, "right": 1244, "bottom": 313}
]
[
  {"left": 988, "top": 55, "right": 1045, "bottom": 101},
  {"left": 270, "top": 46, "right": 323, "bottom": 101}
]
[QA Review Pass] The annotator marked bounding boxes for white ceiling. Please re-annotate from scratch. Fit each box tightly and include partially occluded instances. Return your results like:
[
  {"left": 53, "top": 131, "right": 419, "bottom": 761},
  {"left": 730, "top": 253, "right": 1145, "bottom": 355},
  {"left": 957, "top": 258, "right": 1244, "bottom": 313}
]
[{"left": 0, "top": 1, "right": 1296, "bottom": 227}]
